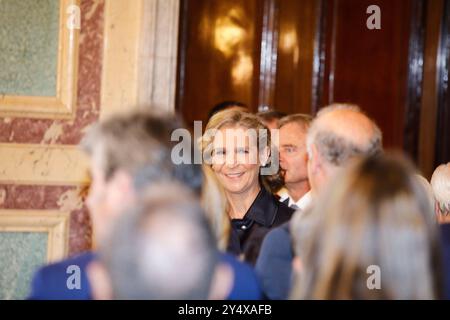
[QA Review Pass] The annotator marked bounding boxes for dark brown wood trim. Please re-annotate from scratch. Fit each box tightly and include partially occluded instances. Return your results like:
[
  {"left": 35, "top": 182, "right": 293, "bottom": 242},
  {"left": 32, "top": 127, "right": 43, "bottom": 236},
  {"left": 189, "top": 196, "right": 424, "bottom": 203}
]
[
  {"left": 311, "top": 0, "right": 334, "bottom": 114},
  {"left": 418, "top": 0, "right": 444, "bottom": 178},
  {"left": 258, "top": 0, "right": 280, "bottom": 112},
  {"left": 403, "top": 0, "right": 427, "bottom": 163},
  {"left": 312, "top": 0, "right": 326, "bottom": 114},
  {"left": 435, "top": 0, "right": 450, "bottom": 166}
]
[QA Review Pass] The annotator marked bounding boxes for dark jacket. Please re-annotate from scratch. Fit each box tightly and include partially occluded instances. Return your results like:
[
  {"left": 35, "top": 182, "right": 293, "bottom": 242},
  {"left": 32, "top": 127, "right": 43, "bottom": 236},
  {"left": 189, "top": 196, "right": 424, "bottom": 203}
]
[
  {"left": 255, "top": 222, "right": 293, "bottom": 300},
  {"left": 28, "top": 251, "right": 262, "bottom": 300},
  {"left": 28, "top": 252, "right": 95, "bottom": 300},
  {"left": 227, "top": 187, "right": 294, "bottom": 265},
  {"left": 441, "top": 224, "right": 450, "bottom": 300}
]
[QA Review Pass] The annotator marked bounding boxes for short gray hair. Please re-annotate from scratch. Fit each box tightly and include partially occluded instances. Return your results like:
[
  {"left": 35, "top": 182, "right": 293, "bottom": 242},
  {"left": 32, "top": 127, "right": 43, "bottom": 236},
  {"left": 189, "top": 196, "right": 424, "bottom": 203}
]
[
  {"left": 81, "top": 110, "right": 182, "bottom": 180},
  {"left": 278, "top": 113, "right": 313, "bottom": 131},
  {"left": 307, "top": 104, "right": 382, "bottom": 166},
  {"left": 100, "top": 182, "right": 218, "bottom": 299},
  {"left": 431, "top": 163, "right": 450, "bottom": 214}
]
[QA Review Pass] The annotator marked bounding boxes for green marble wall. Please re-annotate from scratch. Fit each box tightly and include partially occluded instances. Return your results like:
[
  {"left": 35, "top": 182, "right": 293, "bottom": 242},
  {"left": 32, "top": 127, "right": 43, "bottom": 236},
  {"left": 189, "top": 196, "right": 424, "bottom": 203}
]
[
  {"left": 0, "top": 0, "right": 60, "bottom": 97},
  {"left": 0, "top": 232, "right": 48, "bottom": 300}
]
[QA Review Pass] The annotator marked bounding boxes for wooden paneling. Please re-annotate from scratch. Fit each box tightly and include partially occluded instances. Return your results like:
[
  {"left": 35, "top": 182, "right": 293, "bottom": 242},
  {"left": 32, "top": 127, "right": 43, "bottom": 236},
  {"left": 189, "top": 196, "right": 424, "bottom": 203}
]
[
  {"left": 176, "top": 0, "right": 320, "bottom": 123},
  {"left": 176, "top": 0, "right": 447, "bottom": 168},
  {"left": 273, "top": 0, "right": 320, "bottom": 115},
  {"left": 176, "top": 0, "right": 264, "bottom": 126},
  {"left": 419, "top": 0, "right": 445, "bottom": 177},
  {"left": 435, "top": 0, "right": 450, "bottom": 166},
  {"left": 318, "top": 0, "right": 414, "bottom": 149},
  {"left": 258, "top": 0, "right": 278, "bottom": 111}
]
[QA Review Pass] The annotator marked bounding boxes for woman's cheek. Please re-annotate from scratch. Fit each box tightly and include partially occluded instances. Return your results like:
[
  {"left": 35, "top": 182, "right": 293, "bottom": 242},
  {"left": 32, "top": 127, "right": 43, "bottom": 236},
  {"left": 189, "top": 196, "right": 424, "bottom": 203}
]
[{"left": 211, "top": 163, "right": 222, "bottom": 174}]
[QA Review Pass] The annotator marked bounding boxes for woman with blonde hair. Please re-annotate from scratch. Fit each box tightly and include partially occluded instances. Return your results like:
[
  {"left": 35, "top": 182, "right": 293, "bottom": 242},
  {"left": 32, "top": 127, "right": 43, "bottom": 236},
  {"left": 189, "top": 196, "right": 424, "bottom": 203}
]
[
  {"left": 291, "top": 154, "right": 443, "bottom": 299},
  {"left": 200, "top": 109, "right": 294, "bottom": 265}
]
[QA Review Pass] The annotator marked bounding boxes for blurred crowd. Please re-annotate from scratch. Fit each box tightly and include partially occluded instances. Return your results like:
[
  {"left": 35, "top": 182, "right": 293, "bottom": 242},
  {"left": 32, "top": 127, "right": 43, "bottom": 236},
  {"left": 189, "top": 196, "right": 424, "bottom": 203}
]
[{"left": 28, "top": 101, "right": 450, "bottom": 300}]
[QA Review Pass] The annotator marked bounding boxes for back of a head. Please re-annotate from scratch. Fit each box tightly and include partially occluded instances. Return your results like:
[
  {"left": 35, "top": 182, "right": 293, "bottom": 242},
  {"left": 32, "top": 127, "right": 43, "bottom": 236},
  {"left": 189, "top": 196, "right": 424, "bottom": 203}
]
[
  {"left": 293, "top": 154, "right": 442, "bottom": 299},
  {"left": 306, "top": 104, "right": 382, "bottom": 168},
  {"left": 101, "top": 182, "right": 218, "bottom": 299},
  {"left": 278, "top": 113, "right": 312, "bottom": 131},
  {"left": 257, "top": 110, "right": 288, "bottom": 128},
  {"left": 431, "top": 163, "right": 450, "bottom": 216},
  {"left": 81, "top": 110, "right": 179, "bottom": 180},
  {"left": 415, "top": 174, "right": 436, "bottom": 215},
  {"left": 81, "top": 110, "right": 202, "bottom": 192}
]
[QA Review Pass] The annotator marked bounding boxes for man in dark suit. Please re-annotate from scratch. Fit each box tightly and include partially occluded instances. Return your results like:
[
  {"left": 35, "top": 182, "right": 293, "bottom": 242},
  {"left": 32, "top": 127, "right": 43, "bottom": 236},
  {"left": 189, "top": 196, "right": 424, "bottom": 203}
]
[
  {"left": 28, "top": 111, "right": 262, "bottom": 300},
  {"left": 28, "top": 252, "right": 95, "bottom": 300},
  {"left": 256, "top": 104, "right": 383, "bottom": 299}
]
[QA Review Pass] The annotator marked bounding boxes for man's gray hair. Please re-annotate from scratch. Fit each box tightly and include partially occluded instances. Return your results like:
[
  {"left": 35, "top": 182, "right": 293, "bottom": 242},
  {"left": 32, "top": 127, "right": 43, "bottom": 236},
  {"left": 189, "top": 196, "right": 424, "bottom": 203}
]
[
  {"left": 100, "top": 182, "right": 218, "bottom": 299},
  {"left": 431, "top": 163, "right": 450, "bottom": 215},
  {"left": 80, "top": 110, "right": 182, "bottom": 181},
  {"left": 306, "top": 104, "right": 382, "bottom": 166}
]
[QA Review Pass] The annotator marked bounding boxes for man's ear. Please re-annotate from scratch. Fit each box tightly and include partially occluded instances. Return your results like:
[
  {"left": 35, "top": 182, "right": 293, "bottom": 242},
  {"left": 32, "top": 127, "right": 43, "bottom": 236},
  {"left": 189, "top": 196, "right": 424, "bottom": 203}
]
[
  {"left": 435, "top": 202, "right": 442, "bottom": 223},
  {"left": 109, "top": 169, "right": 135, "bottom": 202},
  {"left": 309, "top": 144, "right": 322, "bottom": 174},
  {"left": 86, "top": 260, "right": 113, "bottom": 300},
  {"left": 208, "top": 262, "right": 234, "bottom": 300},
  {"left": 292, "top": 256, "right": 303, "bottom": 274}
]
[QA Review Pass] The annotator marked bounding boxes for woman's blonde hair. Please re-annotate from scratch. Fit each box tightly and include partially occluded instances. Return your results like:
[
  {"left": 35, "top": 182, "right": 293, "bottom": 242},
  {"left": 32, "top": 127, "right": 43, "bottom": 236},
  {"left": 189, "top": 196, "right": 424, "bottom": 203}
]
[
  {"left": 291, "top": 154, "right": 443, "bottom": 299},
  {"left": 198, "top": 108, "right": 270, "bottom": 250}
]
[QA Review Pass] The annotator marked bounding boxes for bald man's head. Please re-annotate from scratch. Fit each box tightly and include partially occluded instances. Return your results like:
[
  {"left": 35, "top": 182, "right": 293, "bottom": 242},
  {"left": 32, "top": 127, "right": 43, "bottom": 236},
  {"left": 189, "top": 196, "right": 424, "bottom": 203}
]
[
  {"left": 306, "top": 104, "right": 382, "bottom": 194},
  {"left": 431, "top": 163, "right": 450, "bottom": 217}
]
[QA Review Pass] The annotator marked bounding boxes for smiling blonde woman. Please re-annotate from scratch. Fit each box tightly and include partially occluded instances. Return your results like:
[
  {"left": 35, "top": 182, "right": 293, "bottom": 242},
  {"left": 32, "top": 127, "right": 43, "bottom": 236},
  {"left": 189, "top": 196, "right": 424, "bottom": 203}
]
[{"left": 199, "top": 109, "right": 294, "bottom": 265}]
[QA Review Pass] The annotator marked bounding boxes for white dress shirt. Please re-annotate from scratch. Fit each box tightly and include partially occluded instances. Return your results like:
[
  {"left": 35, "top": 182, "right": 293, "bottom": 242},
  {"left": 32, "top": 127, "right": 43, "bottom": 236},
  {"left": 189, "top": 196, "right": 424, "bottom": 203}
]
[{"left": 277, "top": 188, "right": 312, "bottom": 211}]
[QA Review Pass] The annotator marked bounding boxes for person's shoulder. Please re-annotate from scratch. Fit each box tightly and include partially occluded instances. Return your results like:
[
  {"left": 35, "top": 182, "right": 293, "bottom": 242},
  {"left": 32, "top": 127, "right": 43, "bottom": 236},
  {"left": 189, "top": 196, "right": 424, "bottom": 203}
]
[
  {"left": 220, "top": 253, "right": 263, "bottom": 300},
  {"left": 220, "top": 253, "right": 258, "bottom": 282},
  {"left": 28, "top": 251, "right": 96, "bottom": 300},
  {"left": 274, "top": 199, "right": 294, "bottom": 225},
  {"left": 266, "top": 223, "right": 291, "bottom": 242},
  {"left": 441, "top": 224, "right": 450, "bottom": 249},
  {"left": 441, "top": 224, "right": 450, "bottom": 237},
  {"left": 255, "top": 223, "right": 293, "bottom": 300},
  {"left": 258, "top": 223, "right": 291, "bottom": 258}
]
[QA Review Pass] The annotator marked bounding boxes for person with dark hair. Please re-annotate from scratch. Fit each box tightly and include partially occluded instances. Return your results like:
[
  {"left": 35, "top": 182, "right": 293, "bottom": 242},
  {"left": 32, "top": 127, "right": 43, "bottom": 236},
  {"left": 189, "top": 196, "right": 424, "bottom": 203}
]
[
  {"left": 207, "top": 100, "right": 249, "bottom": 122},
  {"left": 257, "top": 110, "right": 287, "bottom": 131}
]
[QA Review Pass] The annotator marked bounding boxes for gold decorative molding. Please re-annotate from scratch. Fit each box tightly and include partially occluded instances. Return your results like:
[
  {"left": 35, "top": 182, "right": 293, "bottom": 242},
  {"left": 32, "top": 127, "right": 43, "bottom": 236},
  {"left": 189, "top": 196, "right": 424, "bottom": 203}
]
[
  {"left": 0, "top": 0, "right": 80, "bottom": 119},
  {"left": 0, "top": 143, "right": 90, "bottom": 186},
  {"left": 0, "top": 210, "right": 69, "bottom": 262}
]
